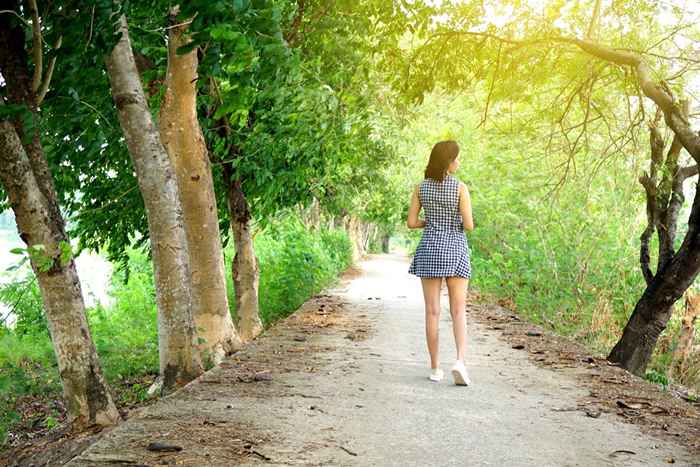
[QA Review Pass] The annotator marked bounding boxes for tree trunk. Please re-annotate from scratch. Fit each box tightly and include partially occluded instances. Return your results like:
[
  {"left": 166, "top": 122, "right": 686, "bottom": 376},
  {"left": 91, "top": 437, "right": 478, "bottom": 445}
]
[
  {"left": 308, "top": 197, "right": 321, "bottom": 230},
  {"left": 617, "top": 103, "right": 700, "bottom": 376},
  {"left": 608, "top": 298, "right": 674, "bottom": 376},
  {"left": 609, "top": 207, "right": 700, "bottom": 375},
  {"left": 158, "top": 11, "right": 241, "bottom": 362},
  {"left": 345, "top": 215, "right": 366, "bottom": 262},
  {"left": 0, "top": 121, "right": 120, "bottom": 428},
  {"left": 222, "top": 164, "right": 263, "bottom": 342},
  {"left": 0, "top": 7, "right": 119, "bottom": 428},
  {"left": 381, "top": 234, "right": 391, "bottom": 253},
  {"left": 673, "top": 293, "right": 700, "bottom": 378},
  {"left": 106, "top": 15, "right": 202, "bottom": 390}
]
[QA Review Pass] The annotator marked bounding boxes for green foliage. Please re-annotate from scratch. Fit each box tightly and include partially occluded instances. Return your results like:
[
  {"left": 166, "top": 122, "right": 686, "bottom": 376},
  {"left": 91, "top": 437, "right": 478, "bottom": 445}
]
[
  {"left": 87, "top": 248, "right": 160, "bottom": 382},
  {"left": 224, "top": 215, "right": 353, "bottom": 324},
  {"left": 0, "top": 276, "right": 47, "bottom": 337},
  {"left": 645, "top": 369, "right": 670, "bottom": 389}
]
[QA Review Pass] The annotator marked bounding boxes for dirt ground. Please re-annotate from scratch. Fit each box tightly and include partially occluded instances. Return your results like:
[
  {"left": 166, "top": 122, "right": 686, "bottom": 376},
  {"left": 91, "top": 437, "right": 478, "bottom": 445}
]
[{"left": 465, "top": 299, "right": 700, "bottom": 456}]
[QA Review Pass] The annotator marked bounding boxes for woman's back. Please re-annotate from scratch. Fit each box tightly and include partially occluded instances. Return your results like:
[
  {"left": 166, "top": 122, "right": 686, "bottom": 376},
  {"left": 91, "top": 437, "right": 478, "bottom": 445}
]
[{"left": 419, "top": 175, "right": 463, "bottom": 232}]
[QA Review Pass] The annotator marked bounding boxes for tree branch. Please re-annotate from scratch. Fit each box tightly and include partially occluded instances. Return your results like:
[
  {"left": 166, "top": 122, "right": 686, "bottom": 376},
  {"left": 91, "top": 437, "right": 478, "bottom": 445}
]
[
  {"left": 678, "top": 164, "right": 699, "bottom": 181},
  {"left": 28, "top": 0, "right": 42, "bottom": 94},
  {"left": 436, "top": 30, "right": 700, "bottom": 161},
  {"left": 285, "top": 0, "right": 305, "bottom": 45},
  {"left": 586, "top": 0, "right": 602, "bottom": 40},
  {"left": 37, "top": 35, "right": 61, "bottom": 105}
]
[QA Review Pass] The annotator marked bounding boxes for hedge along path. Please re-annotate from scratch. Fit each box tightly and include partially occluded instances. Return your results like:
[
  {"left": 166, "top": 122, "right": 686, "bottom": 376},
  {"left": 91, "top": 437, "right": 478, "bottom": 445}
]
[{"left": 66, "top": 255, "right": 698, "bottom": 466}]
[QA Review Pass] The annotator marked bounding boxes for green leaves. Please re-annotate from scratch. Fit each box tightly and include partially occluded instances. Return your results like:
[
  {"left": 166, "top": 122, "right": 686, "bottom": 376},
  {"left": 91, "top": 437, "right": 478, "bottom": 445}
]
[{"left": 6, "top": 242, "right": 73, "bottom": 274}]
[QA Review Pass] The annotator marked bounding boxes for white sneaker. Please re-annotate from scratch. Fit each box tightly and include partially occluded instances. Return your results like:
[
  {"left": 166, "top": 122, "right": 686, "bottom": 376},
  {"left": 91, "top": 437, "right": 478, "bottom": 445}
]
[
  {"left": 451, "top": 361, "right": 471, "bottom": 386},
  {"left": 428, "top": 368, "right": 444, "bottom": 382}
]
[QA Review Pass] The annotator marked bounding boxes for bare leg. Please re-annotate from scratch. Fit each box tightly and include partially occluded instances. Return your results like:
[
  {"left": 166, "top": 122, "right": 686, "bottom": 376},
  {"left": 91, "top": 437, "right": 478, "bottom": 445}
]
[
  {"left": 421, "top": 278, "right": 442, "bottom": 369},
  {"left": 446, "top": 277, "right": 469, "bottom": 362}
]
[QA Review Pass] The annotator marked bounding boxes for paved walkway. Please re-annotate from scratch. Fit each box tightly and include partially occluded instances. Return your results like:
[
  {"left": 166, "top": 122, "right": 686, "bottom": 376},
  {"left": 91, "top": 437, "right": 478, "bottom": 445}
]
[{"left": 67, "top": 255, "right": 699, "bottom": 466}]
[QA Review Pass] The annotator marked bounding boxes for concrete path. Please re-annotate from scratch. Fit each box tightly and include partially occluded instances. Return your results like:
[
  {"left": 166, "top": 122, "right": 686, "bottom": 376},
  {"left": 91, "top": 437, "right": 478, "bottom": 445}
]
[{"left": 66, "top": 254, "right": 699, "bottom": 467}]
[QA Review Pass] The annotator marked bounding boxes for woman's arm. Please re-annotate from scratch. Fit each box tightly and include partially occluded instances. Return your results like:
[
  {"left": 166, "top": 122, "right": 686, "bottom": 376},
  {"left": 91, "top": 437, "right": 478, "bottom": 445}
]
[
  {"left": 459, "top": 182, "right": 474, "bottom": 231},
  {"left": 407, "top": 185, "right": 425, "bottom": 229}
]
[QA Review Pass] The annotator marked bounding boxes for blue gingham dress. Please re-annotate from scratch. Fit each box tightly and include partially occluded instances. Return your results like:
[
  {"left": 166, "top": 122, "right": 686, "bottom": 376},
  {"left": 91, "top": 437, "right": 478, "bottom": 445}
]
[{"left": 408, "top": 175, "right": 471, "bottom": 278}]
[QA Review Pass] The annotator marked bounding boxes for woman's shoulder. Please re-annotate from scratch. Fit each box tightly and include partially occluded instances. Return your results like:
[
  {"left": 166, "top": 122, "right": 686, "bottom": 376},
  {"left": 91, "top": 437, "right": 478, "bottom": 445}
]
[{"left": 446, "top": 174, "right": 463, "bottom": 186}]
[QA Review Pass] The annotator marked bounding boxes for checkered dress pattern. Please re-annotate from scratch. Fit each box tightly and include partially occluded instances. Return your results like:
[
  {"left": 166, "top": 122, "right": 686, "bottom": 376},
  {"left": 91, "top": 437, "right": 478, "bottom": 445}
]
[{"left": 408, "top": 175, "right": 471, "bottom": 279}]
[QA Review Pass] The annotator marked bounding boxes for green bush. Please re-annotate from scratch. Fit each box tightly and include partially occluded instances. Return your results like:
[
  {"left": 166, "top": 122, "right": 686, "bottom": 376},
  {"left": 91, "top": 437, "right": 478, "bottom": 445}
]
[
  {"left": 0, "top": 277, "right": 47, "bottom": 337},
  {"left": 88, "top": 247, "right": 159, "bottom": 383},
  {"left": 224, "top": 216, "right": 352, "bottom": 325}
]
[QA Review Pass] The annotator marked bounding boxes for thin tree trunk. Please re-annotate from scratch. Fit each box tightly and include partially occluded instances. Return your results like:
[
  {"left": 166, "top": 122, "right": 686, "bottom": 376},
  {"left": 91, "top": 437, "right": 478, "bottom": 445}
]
[
  {"left": 345, "top": 215, "right": 364, "bottom": 262},
  {"left": 309, "top": 197, "right": 321, "bottom": 230},
  {"left": 106, "top": 15, "right": 202, "bottom": 390},
  {"left": 222, "top": 164, "right": 263, "bottom": 342},
  {"left": 0, "top": 121, "right": 120, "bottom": 428},
  {"left": 673, "top": 293, "right": 700, "bottom": 378},
  {"left": 381, "top": 234, "right": 391, "bottom": 253},
  {"left": 158, "top": 10, "right": 241, "bottom": 362},
  {"left": 0, "top": 7, "right": 119, "bottom": 428}
]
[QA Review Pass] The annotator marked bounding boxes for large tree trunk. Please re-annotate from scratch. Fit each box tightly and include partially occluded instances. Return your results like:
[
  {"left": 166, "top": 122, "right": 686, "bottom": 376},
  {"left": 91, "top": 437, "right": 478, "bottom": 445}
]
[
  {"left": 609, "top": 201, "right": 700, "bottom": 375},
  {"left": 222, "top": 164, "right": 263, "bottom": 342},
  {"left": 613, "top": 103, "right": 700, "bottom": 376},
  {"left": 608, "top": 298, "right": 675, "bottom": 376},
  {"left": 158, "top": 11, "right": 241, "bottom": 362},
  {"left": 0, "top": 122, "right": 121, "bottom": 428},
  {"left": 106, "top": 15, "right": 202, "bottom": 390},
  {"left": 0, "top": 7, "right": 119, "bottom": 428}
]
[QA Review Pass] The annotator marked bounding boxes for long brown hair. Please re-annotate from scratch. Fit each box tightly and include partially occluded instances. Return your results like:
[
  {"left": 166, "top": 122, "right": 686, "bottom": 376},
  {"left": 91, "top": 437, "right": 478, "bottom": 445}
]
[{"left": 424, "top": 140, "right": 459, "bottom": 182}]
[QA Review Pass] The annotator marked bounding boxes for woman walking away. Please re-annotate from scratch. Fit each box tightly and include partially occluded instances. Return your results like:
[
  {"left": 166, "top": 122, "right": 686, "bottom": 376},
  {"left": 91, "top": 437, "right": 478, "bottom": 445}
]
[{"left": 407, "top": 140, "right": 474, "bottom": 386}]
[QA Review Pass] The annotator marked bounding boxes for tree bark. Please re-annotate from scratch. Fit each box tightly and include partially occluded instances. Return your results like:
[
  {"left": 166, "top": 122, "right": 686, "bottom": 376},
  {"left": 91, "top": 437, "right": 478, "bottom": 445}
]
[
  {"left": 345, "top": 215, "right": 364, "bottom": 262},
  {"left": 0, "top": 121, "right": 121, "bottom": 428},
  {"left": 158, "top": 11, "right": 241, "bottom": 362},
  {"left": 0, "top": 6, "right": 120, "bottom": 428},
  {"left": 222, "top": 164, "right": 263, "bottom": 342},
  {"left": 106, "top": 15, "right": 202, "bottom": 390},
  {"left": 608, "top": 298, "right": 675, "bottom": 376}
]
